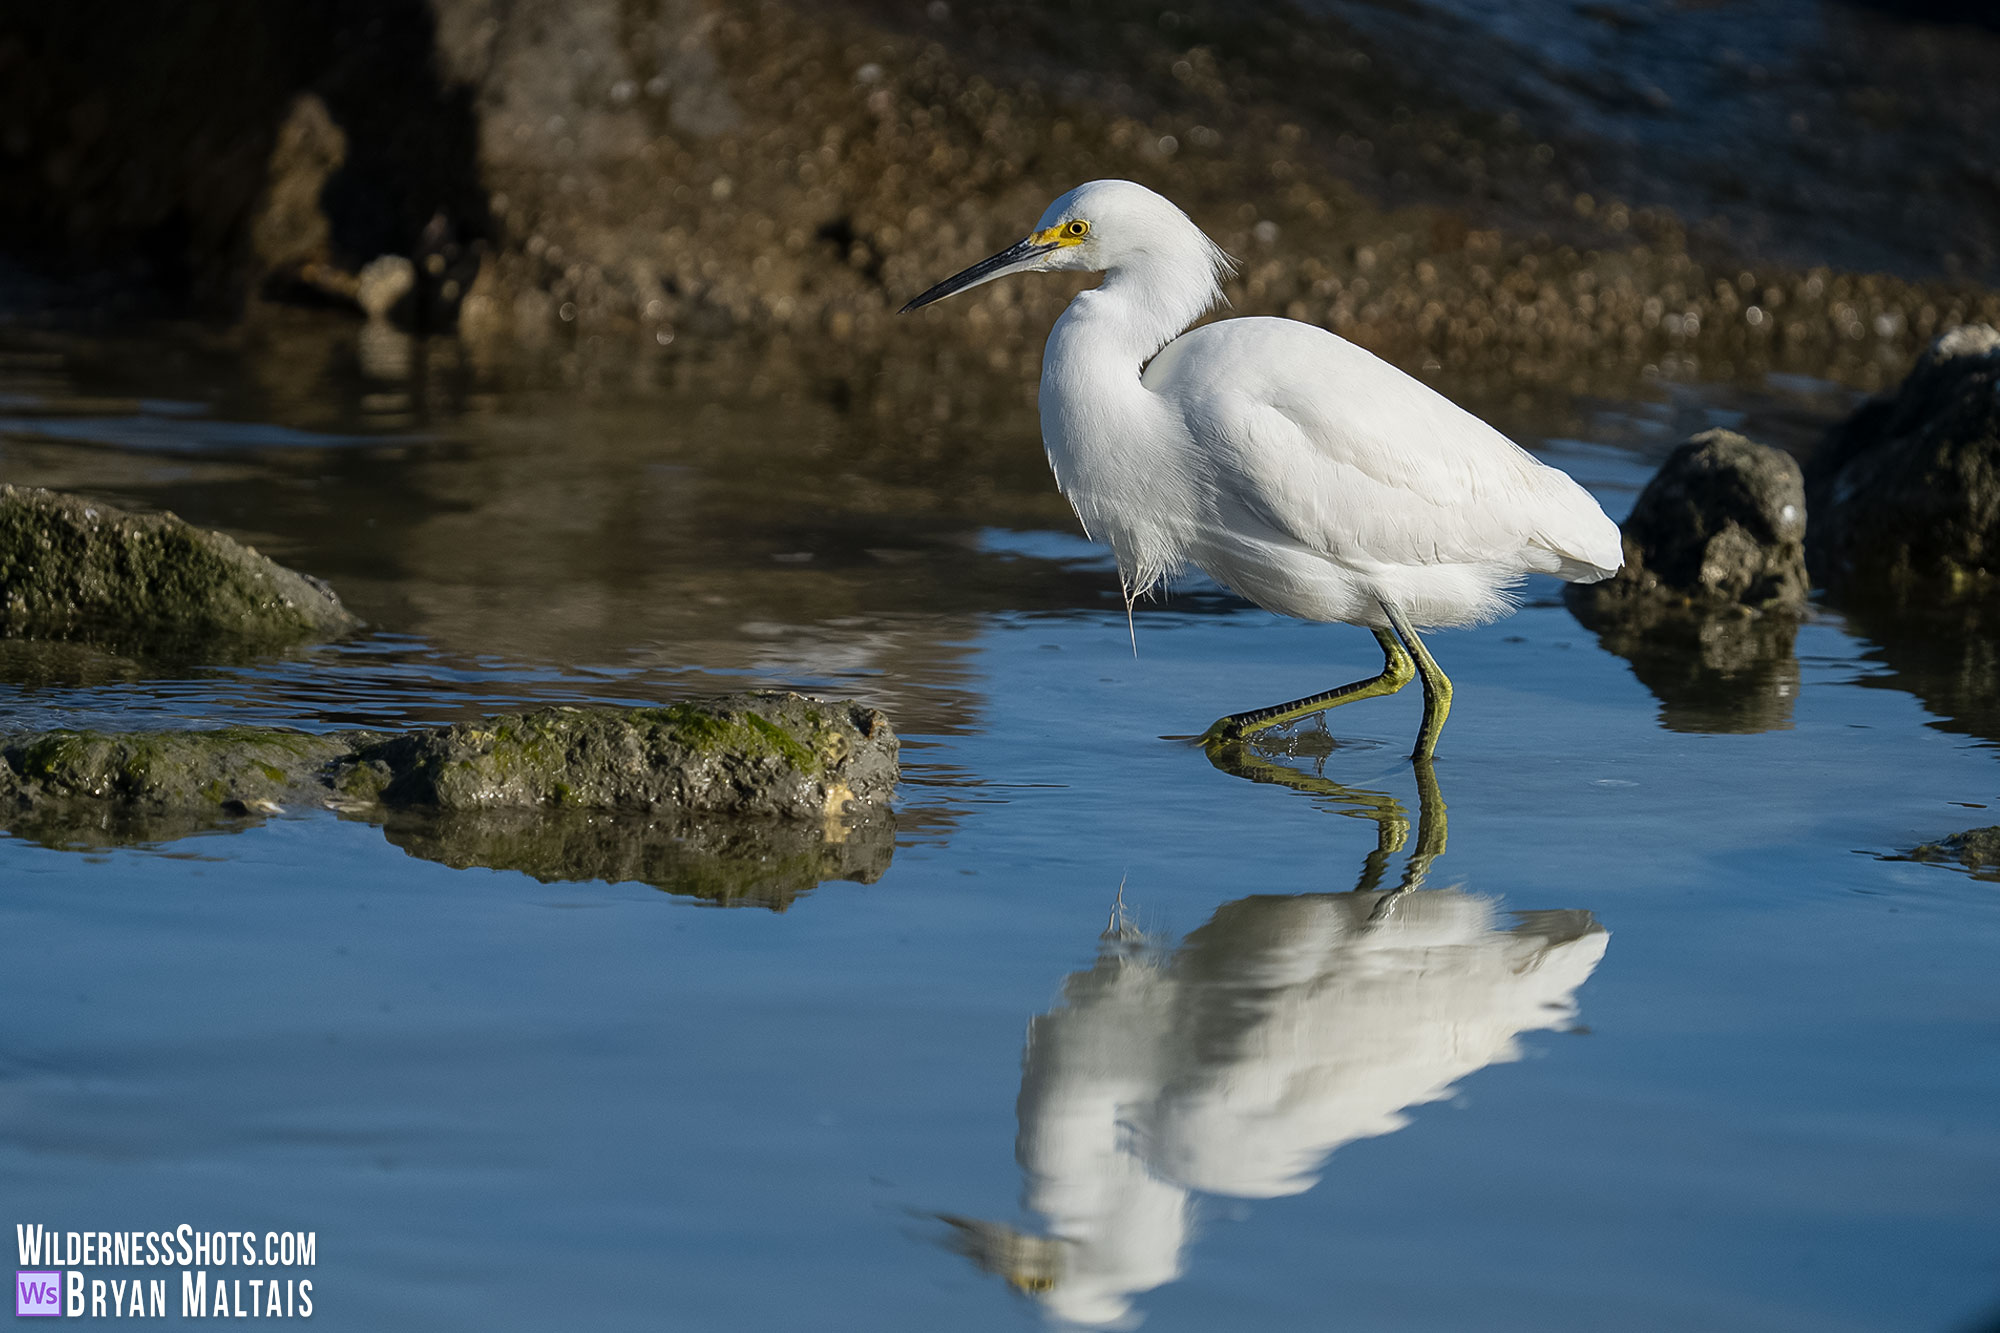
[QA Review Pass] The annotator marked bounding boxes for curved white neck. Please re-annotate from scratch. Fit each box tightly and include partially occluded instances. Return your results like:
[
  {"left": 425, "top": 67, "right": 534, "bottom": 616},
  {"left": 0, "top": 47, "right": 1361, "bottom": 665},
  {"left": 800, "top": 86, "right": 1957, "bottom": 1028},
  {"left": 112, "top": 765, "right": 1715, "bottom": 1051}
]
[
  {"left": 1064, "top": 248, "right": 1222, "bottom": 369},
  {"left": 1036, "top": 251, "right": 1220, "bottom": 590}
]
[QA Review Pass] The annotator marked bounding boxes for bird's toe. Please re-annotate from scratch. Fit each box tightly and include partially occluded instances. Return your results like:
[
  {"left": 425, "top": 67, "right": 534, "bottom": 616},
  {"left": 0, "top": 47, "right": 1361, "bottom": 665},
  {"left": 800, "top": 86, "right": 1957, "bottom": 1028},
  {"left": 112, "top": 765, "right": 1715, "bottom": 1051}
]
[{"left": 1197, "top": 716, "right": 1246, "bottom": 751}]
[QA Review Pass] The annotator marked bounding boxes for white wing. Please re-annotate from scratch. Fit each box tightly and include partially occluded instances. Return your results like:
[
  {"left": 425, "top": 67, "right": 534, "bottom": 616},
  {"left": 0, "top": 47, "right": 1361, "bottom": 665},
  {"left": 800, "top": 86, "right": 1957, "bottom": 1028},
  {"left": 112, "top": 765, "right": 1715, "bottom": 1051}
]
[{"left": 1144, "top": 318, "right": 1620, "bottom": 581}]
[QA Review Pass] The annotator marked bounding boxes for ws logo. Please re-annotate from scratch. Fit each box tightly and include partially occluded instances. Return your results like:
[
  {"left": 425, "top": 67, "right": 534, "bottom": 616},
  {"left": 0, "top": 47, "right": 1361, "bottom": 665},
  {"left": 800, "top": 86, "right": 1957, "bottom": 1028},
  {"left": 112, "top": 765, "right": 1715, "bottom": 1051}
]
[{"left": 16, "top": 1270, "right": 62, "bottom": 1316}]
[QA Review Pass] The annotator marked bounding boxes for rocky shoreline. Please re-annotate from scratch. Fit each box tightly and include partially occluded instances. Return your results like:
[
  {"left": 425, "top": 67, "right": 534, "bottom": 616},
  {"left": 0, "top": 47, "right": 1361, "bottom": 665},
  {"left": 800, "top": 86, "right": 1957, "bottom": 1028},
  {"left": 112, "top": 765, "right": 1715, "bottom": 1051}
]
[{"left": 4, "top": 0, "right": 1999, "bottom": 404}]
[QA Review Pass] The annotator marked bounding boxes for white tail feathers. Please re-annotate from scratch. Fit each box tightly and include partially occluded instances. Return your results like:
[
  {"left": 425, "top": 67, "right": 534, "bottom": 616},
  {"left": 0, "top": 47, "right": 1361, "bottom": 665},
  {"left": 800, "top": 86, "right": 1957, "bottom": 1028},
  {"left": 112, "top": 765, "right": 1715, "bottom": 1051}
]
[{"left": 1532, "top": 479, "right": 1625, "bottom": 584}]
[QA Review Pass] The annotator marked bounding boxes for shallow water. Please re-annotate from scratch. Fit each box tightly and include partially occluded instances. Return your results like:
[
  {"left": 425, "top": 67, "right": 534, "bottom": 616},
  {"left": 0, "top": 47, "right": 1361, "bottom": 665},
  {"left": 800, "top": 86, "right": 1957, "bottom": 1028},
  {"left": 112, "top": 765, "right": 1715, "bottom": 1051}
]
[{"left": 3, "top": 320, "right": 1998, "bottom": 1331}]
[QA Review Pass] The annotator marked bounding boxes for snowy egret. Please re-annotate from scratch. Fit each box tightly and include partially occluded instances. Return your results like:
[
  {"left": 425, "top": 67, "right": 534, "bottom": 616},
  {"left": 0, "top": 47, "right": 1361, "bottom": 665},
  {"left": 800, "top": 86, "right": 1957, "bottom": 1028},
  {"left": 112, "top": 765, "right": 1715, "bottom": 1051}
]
[{"left": 903, "top": 180, "right": 1622, "bottom": 760}]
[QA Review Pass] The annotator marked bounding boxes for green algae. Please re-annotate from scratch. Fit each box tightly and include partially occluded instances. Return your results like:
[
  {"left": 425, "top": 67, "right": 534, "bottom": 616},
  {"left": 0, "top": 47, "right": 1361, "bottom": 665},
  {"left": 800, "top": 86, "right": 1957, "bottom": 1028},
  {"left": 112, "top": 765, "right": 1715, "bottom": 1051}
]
[
  {"left": 738, "top": 711, "right": 819, "bottom": 774},
  {"left": 654, "top": 702, "right": 820, "bottom": 773}
]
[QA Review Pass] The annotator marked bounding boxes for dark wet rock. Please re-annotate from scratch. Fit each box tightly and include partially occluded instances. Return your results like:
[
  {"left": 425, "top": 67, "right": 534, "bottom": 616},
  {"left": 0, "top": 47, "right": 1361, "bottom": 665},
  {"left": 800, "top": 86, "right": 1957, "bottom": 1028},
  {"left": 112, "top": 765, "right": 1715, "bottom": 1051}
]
[
  {"left": 1565, "top": 430, "right": 1806, "bottom": 734},
  {"left": 0, "top": 692, "right": 899, "bottom": 905},
  {"left": 1907, "top": 825, "right": 2000, "bottom": 880},
  {"left": 416, "top": 0, "right": 2000, "bottom": 382},
  {"left": 1806, "top": 326, "right": 2000, "bottom": 598},
  {"left": 1571, "top": 429, "right": 1809, "bottom": 615},
  {"left": 376, "top": 806, "right": 894, "bottom": 909},
  {"left": 0, "top": 486, "right": 359, "bottom": 651}
]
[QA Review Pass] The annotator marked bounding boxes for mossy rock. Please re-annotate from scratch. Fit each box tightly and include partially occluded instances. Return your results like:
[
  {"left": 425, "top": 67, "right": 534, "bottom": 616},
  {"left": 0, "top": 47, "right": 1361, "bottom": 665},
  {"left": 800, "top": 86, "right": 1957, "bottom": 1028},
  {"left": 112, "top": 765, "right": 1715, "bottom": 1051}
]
[
  {"left": 334, "top": 692, "right": 895, "bottom": 818},
  {"left": 1, "top": 692, "right": 894, "bottom": 821},
  {"left": 0, "top": 485, "right": 358, "bottom": 651},
  {"left": 0, "top": 726, "right": 353, "bottom": 810},
  {"left": 0, "top": 692, "right": 900, "bottom": 906}
]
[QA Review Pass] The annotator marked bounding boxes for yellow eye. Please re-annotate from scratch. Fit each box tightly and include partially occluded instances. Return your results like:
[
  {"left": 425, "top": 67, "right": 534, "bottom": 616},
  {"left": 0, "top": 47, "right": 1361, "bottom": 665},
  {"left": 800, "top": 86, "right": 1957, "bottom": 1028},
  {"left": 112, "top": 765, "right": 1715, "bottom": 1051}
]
[{"left": 1065, "top": 220, "right": 1089, "bottom": 238}]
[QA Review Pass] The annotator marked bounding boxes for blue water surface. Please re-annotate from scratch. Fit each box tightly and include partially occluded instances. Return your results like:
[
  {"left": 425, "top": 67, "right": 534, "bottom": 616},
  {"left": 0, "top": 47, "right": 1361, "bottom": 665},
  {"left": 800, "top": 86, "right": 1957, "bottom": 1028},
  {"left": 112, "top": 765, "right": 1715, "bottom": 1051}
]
[{"left": 2, "top": 331, "right": 1997, "bottom": 1331}]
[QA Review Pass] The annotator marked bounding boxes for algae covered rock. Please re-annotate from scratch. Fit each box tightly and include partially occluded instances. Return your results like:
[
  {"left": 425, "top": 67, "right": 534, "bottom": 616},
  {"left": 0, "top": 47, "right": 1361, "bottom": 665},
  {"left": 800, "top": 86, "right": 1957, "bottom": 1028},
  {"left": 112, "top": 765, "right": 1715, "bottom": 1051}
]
[
  {"left": 0, "top": 486, "right": 358, "bottom": 650},
  {"left": 1806, "top": 325, "right": 2000, "bottom": 598},
  {"left": 0, "top": 692, "right": 899, "bottom": 904},
  {"left": 0, "top": 726, "right": 354, "bottom": 814},
  {"left": 0, "top": 692, "right": 895, "bottom": 822},
  {"left": 335, "top": 693, "right": 895, "bottom": 818},
  {"left": 1568, "top": 429, "right": 1808, "bottom": 617}
]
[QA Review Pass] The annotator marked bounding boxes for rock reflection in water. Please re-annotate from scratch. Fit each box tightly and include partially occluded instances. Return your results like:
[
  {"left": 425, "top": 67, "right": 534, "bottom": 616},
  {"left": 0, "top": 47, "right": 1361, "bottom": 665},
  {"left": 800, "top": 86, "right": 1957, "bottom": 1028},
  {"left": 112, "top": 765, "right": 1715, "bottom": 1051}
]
[
  {"left": 1841, "top": 598, "right": 2000, "bottom": 747},
  {"left": 943, "top": 763, "right": 1606, "bottom": 1327},
  {"left": 373, "top": 806, "right": 893, "bottom": 910},
  {"left": 1572, "top": 603, "right": 1803, "bottom": 735},
  {"left": 4, "top": 803, "right": 891, "bottom": 912}
]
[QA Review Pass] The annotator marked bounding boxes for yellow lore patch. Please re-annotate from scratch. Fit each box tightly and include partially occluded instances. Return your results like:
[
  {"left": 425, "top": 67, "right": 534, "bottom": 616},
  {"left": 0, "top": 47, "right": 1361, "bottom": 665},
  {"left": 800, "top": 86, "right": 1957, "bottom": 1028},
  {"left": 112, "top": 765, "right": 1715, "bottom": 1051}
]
[{"left": 1033, "top": 219, "right": 1090, "bottom": 247}]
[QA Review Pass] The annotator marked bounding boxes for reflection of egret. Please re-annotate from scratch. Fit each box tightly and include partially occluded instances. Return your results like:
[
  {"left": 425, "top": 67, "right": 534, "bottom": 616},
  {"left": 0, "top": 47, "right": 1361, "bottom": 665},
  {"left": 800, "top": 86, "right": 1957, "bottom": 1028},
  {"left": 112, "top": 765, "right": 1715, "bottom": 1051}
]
[
  {"left": 903, "top": 179, "right": 1621, "bottom": 760},
  {"left": 941, "top": 767, "right": 1607, "bottom": 1327}
]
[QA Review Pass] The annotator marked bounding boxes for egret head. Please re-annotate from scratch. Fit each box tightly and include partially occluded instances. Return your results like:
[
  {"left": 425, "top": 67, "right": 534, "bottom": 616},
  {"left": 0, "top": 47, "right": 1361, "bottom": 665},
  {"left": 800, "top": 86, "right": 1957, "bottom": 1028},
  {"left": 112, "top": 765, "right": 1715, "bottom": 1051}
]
[{"left": 900, "top": 179, "right": 1234, "bottom": 313}]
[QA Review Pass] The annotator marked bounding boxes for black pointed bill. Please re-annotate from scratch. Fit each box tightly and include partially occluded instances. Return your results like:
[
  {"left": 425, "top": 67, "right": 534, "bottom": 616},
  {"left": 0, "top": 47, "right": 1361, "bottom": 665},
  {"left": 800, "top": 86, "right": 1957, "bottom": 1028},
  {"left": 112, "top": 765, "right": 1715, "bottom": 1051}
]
[{"left": 900, "top": 235, "right": 1058, "bottom": 312}]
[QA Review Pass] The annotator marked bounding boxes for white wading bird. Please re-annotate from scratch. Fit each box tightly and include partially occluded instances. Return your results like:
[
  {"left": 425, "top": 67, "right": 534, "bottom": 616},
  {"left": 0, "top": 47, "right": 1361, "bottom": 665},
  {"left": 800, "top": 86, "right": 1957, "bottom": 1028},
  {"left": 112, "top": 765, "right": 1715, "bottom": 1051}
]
[{"left": 903, "top": 180, "right": 1622, "bottom": 760}]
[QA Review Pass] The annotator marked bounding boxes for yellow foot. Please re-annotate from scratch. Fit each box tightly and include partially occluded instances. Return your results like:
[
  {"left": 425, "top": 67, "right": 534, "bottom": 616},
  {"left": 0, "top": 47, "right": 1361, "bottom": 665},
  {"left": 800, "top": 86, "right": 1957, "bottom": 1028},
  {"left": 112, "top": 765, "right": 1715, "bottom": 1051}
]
[{"left": 1198, "top": 715, "right": 1249, "bottom": 753}]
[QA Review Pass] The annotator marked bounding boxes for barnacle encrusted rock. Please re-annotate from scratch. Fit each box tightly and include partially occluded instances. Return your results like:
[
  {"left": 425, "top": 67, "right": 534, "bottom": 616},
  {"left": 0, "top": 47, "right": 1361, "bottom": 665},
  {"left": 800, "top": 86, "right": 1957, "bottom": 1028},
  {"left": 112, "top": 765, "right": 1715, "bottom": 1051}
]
[
  {"left": 1805, "top": 325, "right": 2000, "bottom": 598},
  {"left": 0, "top": 485, "right": 358, "bottom": 649},
  {"left": 1565, "top": 430, "right": 1808, "bottom": 735}
]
